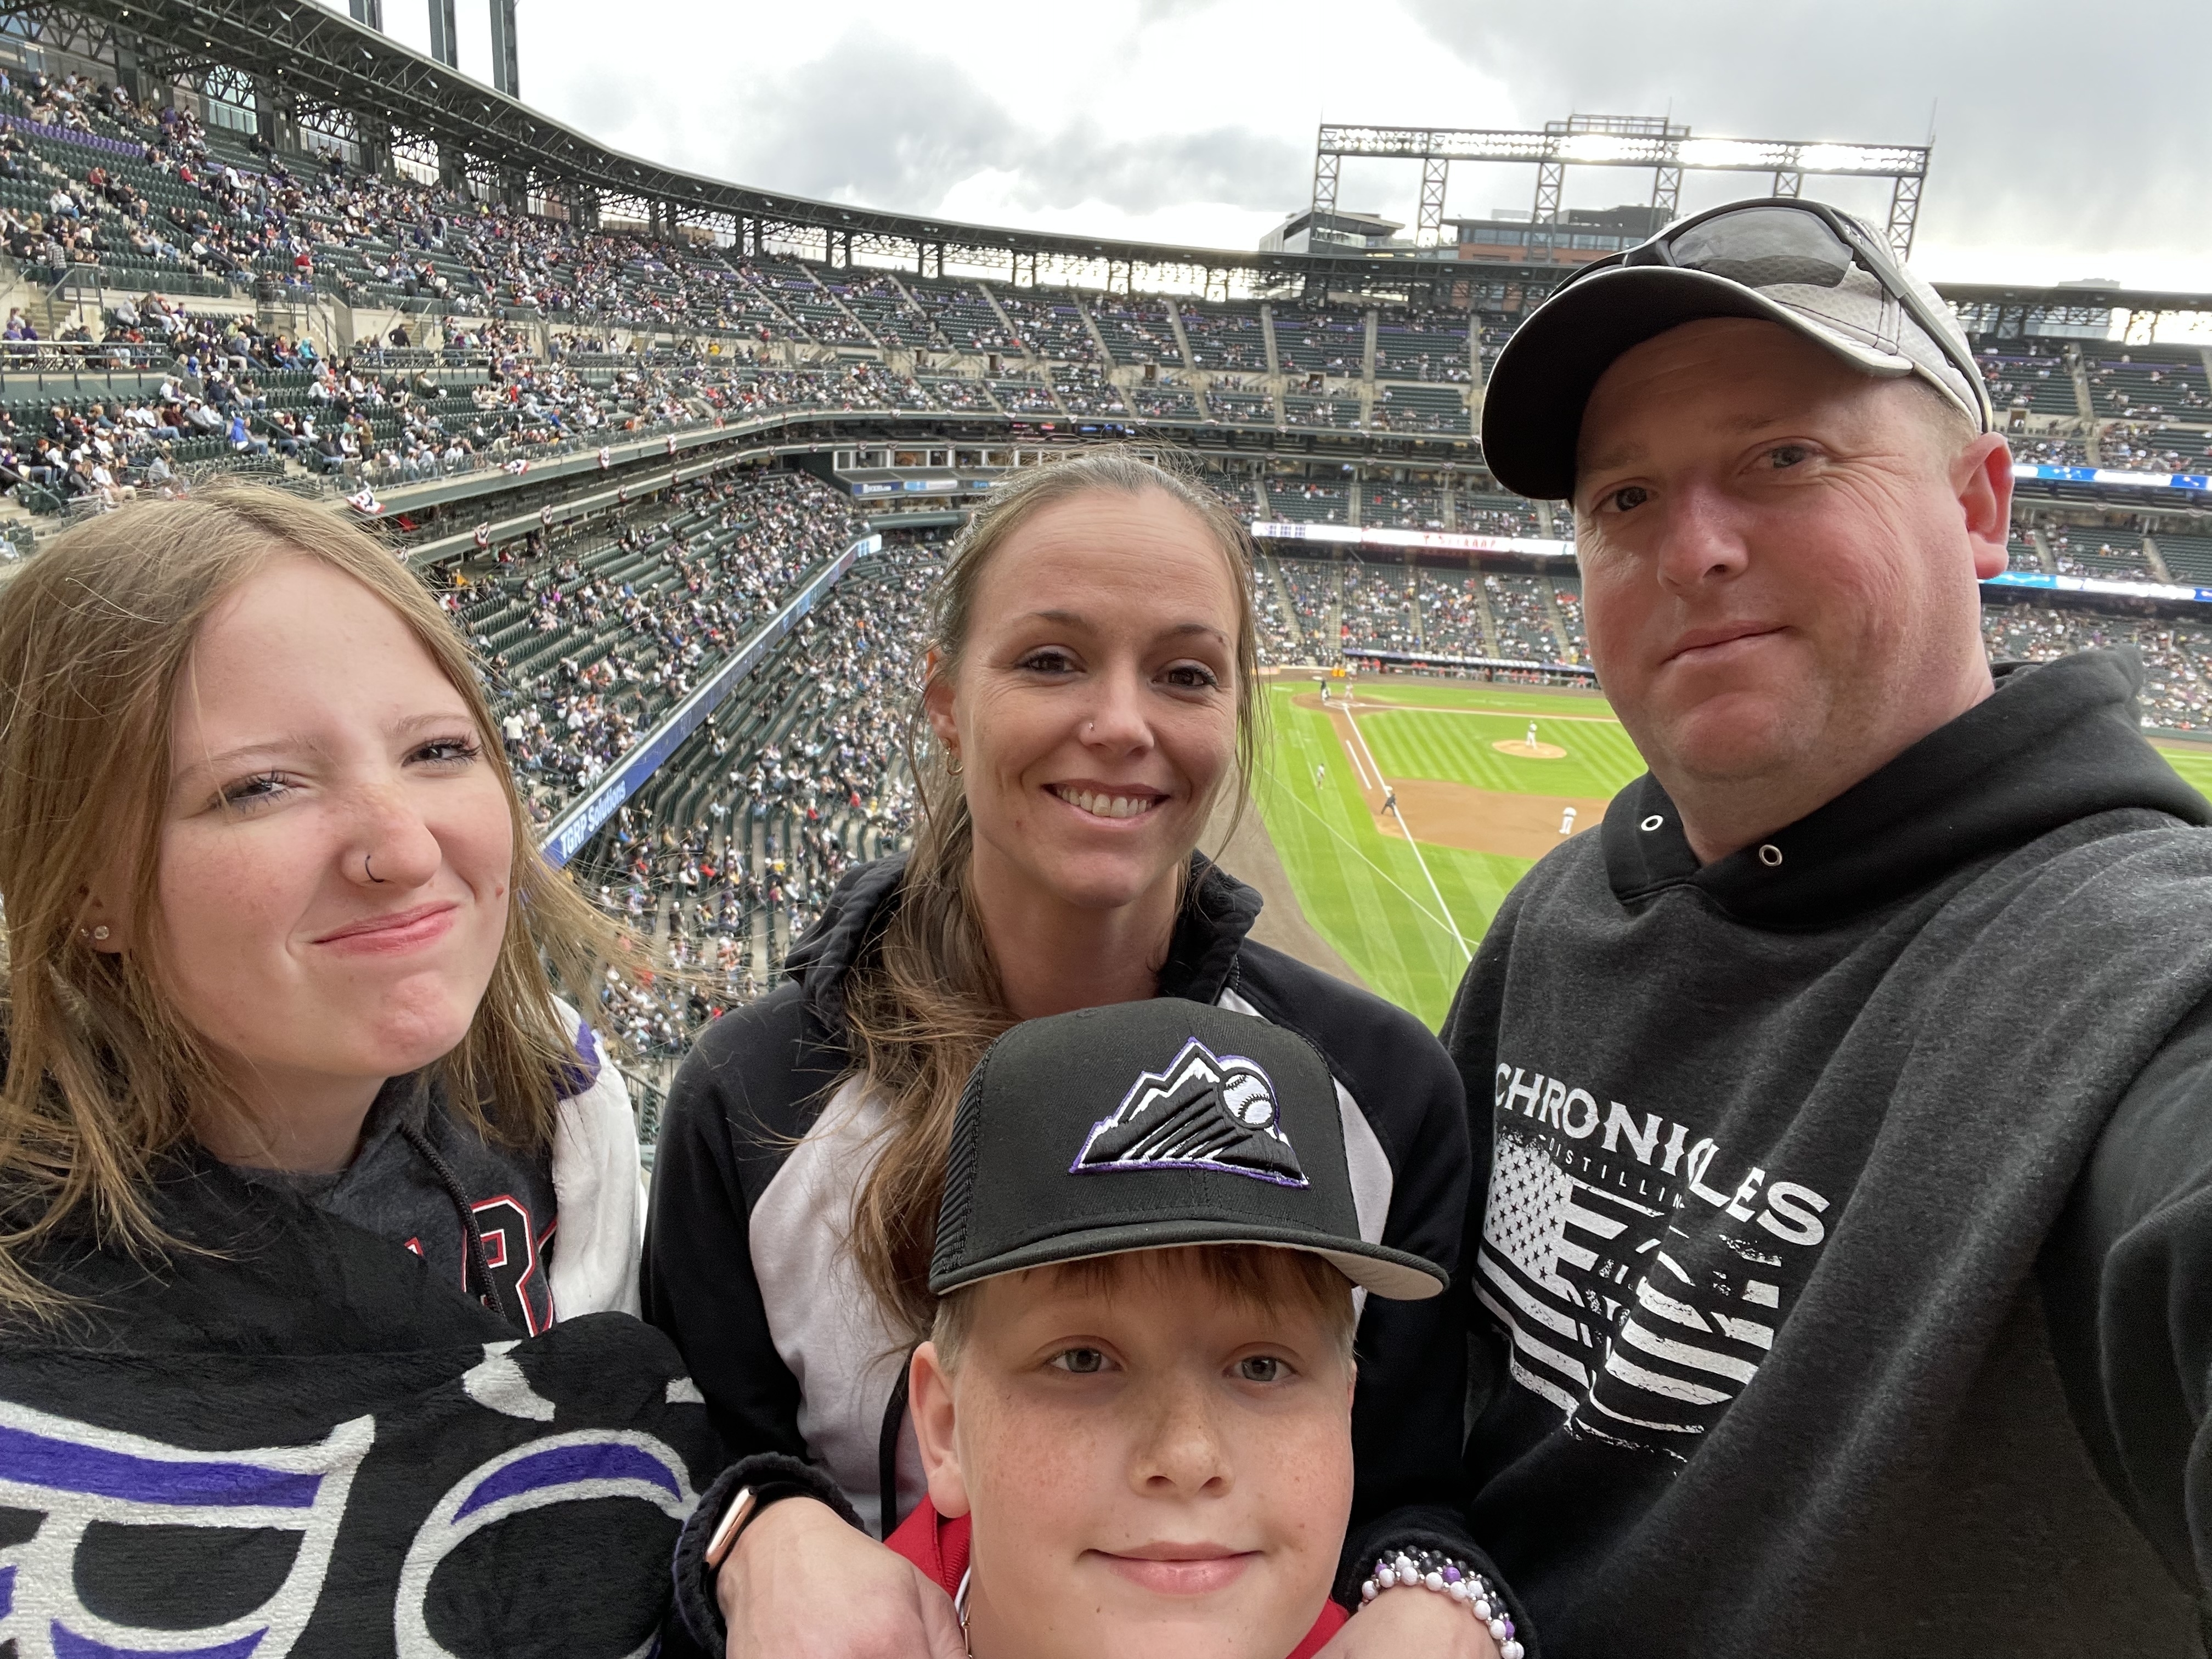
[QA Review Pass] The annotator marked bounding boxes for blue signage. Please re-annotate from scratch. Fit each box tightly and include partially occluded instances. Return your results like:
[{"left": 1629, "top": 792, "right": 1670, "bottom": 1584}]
[
  {"left": 538, "top": 535, "right": 880, "bottom": 867},
  {"left": 2014, "top": 462, "right": 2212, "bottom": 493},
  {"left": 1984, "top": 569, "right": 2212, "bottom": 605}
]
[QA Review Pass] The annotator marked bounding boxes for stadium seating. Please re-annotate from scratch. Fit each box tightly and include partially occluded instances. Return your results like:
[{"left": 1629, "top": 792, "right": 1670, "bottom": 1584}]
[
  {"left": 1980, "top": 601, "right": 2212, "bottom": 731},
  {"left": 995, "top": 289, "right": 1099, "bottom": 362},
  {"left": 1455, "top": 490, "right": 1547, "bottom": 538},
  {"left": 2155, "top": 532, "right": 2212, "bottom": 584},
  {"left": 1281, "top": 390, "right": 1363, "bottom": 431},
  {"left": 1178, "top": 301, "right": 1267, "bottom": 373},
  {"left": 1277, "top": 558, "right": 1339, "bottom": 654},
  {"left": 1125, "top": 377, "right": 1202, "bottom": 421},
  {"left": 1267, "top": 478, "right": 1349, "bottom": 523},
  {"left": 1973, "top": 342, "right": 2081, "bottom": 417},
  {"left": 1360, "top": 480, "right": 1444, "bottom": 529},
  {"left": 2084, "top": 347, "right": 2212, "bottom": 423},
  {"left": 1417, "top": 571, "right": 1493, "bottom": 657},
  {"left": 558, "top": 541, "right": 939, "bottom": 1086},
  {"left": 1485, "top": 572, "right": 1569, "bottom": 663},
  {"left": 1340, "top": 558, "right": 1421, "bottom": 653},
  {"left": 2045, "top": 521, "right": 2156, "bottom": 580},
  {"left": 1373, "top": 309, "right": 1471, "bottom": 383},
  {"left": 1272, "top": 306, "right": 1367, "bottom": 377},
  {"left": 457, "top": 470, "right": 864, "bottom": 826},
  {"left": 1090, "top": 297, "right": 1182, "bottom": 367},
  {"left": 1370, "top": 382, "right": 1469, "bottom": 436},
  {"left": 1204, "top": 376, "right": 1276, "bottom": 425}
]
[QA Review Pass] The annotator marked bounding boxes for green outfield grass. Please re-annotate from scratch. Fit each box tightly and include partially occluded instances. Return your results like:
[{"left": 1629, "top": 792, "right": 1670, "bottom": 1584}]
[
  {"left": 1252, "top": 680, "right": 1645, "bottom": 1028},
  {"left": 1257, "top": 682, "right": 2212, "bottom": 1031},
  {"left": 2155, "top": 742, "right": 2212, "bottom": 799}
]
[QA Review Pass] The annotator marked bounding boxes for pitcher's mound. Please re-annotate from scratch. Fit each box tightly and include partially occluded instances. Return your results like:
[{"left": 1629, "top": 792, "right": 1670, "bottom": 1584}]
[{"left": 1492, "top": 740, "right": 1568, "bottom": 759}]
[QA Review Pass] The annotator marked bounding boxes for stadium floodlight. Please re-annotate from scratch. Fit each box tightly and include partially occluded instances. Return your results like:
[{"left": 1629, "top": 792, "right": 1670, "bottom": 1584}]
[
  {"left": 1558, "top": 133, "right": 1639, "bottom": 164},
  {"left": 1797, "top": 144, "right": 1888, "bottom": 176},
  {"left": 1677, "top": 139, "right": 1767, "bottom": 170},
  {"left": 1308, "top": 115, "right": 1933, "bottom": 257}
]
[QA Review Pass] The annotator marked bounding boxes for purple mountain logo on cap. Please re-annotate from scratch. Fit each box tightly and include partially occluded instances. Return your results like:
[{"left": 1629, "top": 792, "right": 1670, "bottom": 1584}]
[{"left": 1071, "top": 1037, "right": 1307, "bottom": 1188}]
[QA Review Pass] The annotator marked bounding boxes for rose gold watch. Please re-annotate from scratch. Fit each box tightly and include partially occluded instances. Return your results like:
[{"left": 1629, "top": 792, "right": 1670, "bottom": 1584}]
[{"left": 704, "top": 1481, "right": 808, "bottom": 1572}]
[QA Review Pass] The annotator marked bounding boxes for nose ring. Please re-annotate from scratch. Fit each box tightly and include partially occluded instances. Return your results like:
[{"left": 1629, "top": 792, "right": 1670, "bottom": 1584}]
[{"left": 365, "top": 854, "right": 386, "bottom": 884}]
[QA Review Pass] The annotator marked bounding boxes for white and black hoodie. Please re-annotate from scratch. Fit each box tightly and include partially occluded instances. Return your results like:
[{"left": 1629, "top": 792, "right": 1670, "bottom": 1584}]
[{"left": 646, "top": 854, "right": 1521, "bottom": 1649}]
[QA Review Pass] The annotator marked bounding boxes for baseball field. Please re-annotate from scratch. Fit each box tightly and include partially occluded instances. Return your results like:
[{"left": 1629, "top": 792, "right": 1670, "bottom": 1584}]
[{"left": 1248, "top": 673, "right": 2212, "bottom": 1031}]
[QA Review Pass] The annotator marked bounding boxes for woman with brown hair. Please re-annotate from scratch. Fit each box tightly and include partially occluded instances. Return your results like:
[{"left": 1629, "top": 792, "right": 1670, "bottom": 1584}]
[
  {"left": 648, "top": 451, "right": 1509, "bottom": 1658},
  {"left": 0, "top": 486, "right": 717, "bottom": 1654}
]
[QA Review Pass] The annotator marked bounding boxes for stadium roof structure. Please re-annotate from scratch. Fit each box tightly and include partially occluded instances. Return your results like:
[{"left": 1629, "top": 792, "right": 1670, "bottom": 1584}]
[
  {"left": 1943, "top": 280, "right": 2212, "bottom": 341},
  {"left": 0, "top": 0, "right": 1540, "bottom": 303},
  {"left": 7, "top": 1, "right": 2212, "bottom": 338}
]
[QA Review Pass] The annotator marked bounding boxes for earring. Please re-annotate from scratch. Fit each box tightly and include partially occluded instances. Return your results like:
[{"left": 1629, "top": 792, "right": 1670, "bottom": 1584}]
[
  {"left": 946, "top": 753, "right": 963, "bottom": 777},
  {"left": 94, "top": 926, "right": 110, "bottom": 941}
]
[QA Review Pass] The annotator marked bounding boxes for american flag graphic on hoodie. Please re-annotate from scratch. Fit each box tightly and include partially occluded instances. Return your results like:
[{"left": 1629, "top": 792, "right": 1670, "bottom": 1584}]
[{"left": 1475, "top": 1064, "right": 1835, "bottom": 1463}]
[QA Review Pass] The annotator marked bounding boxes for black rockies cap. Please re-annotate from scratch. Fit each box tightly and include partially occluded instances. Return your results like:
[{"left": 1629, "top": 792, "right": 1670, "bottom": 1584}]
[{"left": 929, "top": 1000, "right": 1446, "bottom": 1301}]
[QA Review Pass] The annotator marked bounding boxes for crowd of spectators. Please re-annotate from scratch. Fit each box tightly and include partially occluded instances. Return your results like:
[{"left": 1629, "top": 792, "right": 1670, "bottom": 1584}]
[
  {"left": 451, "top": 470, "right": 864, "bottom": 824},
  {"left": 1982, "top": 601, "right": 2212, "bottom": 731},
  {"left": 566, "top": 545, "right": 939, "bottom": 1084},
  {"left": 1339, "top": 559, "right": 1420, "bottom": 653}
]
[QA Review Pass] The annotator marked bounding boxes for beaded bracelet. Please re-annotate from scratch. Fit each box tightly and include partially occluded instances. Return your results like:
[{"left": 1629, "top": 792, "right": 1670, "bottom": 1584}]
[{"left": 1359, "top": 1549, "right": 1525, "bottom": 1659}]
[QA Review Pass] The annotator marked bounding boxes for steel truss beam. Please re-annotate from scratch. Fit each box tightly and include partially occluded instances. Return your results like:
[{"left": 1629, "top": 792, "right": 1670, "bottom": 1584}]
[
  {"left": 1886, "top": 173, "right": 1922, "bottom": 259},
  {"left": 1321, "top": 115, "right": 1928, "bottom": 236},
  {"left": 1317, "top": 119, "right": 1928, "bottom": 180},
  {"left": 1415, "top": 154, "right": 1448, "bottom": 246}
]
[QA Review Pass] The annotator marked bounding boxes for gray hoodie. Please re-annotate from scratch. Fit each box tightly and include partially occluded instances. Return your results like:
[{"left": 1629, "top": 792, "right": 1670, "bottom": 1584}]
[{"left": 1447, "top": 649, "right": 2212, "bottom": 1657}]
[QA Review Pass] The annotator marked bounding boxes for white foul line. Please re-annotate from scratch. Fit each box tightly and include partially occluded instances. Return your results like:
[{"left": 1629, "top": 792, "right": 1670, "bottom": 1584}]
[
  {"left": 1341, "top": 705, "right": 1472, "bottom": 963},
  {"left": 1341, "top": 736, "right": 1373, "bottom": 789}
]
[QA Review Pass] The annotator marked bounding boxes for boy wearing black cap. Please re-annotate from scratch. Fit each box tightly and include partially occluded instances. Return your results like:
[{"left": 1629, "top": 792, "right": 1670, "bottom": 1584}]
[{"left": 893, "top": 1000, "right": 1524, "bottom": 1659}]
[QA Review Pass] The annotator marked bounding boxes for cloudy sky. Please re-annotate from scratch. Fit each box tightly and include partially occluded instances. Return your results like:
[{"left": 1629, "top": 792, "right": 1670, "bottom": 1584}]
[{"left": 349, "top": 0, "right": 2212, "bottom": 292}]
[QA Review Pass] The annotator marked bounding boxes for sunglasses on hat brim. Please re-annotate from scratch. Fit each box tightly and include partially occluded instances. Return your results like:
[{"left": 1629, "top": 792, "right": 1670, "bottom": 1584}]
[{"left": 1548, "top": 197, "right": 1992, "bottom": 432}]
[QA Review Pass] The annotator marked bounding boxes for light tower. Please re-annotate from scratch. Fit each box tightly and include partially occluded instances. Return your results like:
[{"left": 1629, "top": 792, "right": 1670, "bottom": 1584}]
[
  {"left": 427, "top": 0, "right": 457, "bottom": 66},
  {"left": 490, "top": 0, "right": 519, "bottom": 97}
]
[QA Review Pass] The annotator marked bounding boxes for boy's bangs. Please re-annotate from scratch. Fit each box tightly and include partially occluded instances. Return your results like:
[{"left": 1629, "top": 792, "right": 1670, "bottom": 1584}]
[{"left": 931, "top": 1243, "right": 1358, "bottom": 1371}]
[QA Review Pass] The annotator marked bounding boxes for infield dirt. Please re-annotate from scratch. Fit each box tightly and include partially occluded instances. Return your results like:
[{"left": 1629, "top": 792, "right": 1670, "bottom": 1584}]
[{"left": 1311, "top": 695, "right": 1610, "bottom": 860}]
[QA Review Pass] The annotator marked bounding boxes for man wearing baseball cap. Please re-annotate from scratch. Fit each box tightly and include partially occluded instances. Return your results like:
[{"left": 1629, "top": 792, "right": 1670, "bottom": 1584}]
[{"left": 1448, "top": 199, "right": 2212, "bottom": 1655}]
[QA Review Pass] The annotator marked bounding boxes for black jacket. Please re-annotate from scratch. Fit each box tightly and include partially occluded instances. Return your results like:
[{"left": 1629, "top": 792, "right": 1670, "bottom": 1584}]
[
  {"left": 0, "top": 1157, "right": 716, "bottom": 1657},
  {"left": 1446, "top": 649, "right": 2212, "bottom": 1656},
  {"left": 647, "top": 854, "right": 1516, "bottom": 1648}
]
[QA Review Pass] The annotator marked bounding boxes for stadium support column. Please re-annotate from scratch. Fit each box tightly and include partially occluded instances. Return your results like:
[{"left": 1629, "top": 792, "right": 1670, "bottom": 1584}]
[
  {"left": 357, "top": 117, "right": 393, "bottom": 179},
  {"left": 1650, "top": 163, "right": 1681, "bottom": 222},
  {"left": 1771, "top": 169, "right": 1802, "bottom": 199},
  {"left": 1310, "top": 136, "right": 1340, "bottom": 233},
  {"left": 114, "top": 30, "right": 155, "bottom": 109},
  {"left": 348, "top": 0, "right": 385, "bottom": 27},
  {"left": 1532, "top": 159, "right": 1564, "bottom": 224},
  {"left": 427, "top": 0, "right": 458, "bottom": 67},
  {"left": 252, "top": 76, "right": 292, "bottom": 155},
  {"left": 490, "top": 0, "right": 520, "bottom": 98},
  {"left": 1886, "top": 174, "right": 1922, "bottom": 259},
  {"left": 1415, "top": 154, "right": 1449, "bottom": 246}
]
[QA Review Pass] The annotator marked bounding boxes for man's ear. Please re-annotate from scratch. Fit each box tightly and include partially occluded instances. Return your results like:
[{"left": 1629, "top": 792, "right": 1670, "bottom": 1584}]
[
  {"left": 1956, "top": 431, "right": 2015, "bottom": 582},
  {"left": 921, "top": 649, "right": 960, "bottom": 759},
  {"left": 909, "top": 1341, "right": 970, "bottom": 1521}
]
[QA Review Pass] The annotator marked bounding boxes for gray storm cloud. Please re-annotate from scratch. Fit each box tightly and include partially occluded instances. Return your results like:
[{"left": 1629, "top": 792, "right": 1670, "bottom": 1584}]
[
  {"left": 573, "top": 33, "right": 1305, "bottom": 221},
  {"left": 533, "top": 3, "right": 2212, "bottom": 276},
  {"left": 1402, "top": 0, "right": 2212, "bottom": 265}
]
